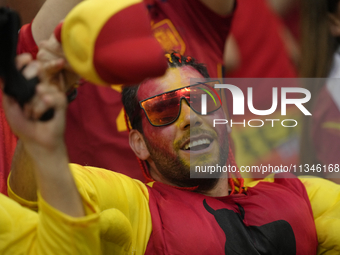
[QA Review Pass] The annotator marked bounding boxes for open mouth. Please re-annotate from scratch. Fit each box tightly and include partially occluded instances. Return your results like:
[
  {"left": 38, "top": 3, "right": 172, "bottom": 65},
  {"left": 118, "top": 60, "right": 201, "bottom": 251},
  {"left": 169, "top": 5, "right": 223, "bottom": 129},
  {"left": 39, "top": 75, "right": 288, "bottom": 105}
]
[{"left": 182, "top": 138, "right": 212, "bottom": 151}]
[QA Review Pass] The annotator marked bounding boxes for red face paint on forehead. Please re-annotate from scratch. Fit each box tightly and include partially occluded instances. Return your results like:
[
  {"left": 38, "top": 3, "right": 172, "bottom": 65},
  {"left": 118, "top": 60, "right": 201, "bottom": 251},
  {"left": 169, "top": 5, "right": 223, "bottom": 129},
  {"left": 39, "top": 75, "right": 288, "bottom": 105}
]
[
  {"left": 137, "top": 66, "right": 204, "bottom": 101},
  {"left": 138, "top": 65, "right": 229, "bottom": 190}
]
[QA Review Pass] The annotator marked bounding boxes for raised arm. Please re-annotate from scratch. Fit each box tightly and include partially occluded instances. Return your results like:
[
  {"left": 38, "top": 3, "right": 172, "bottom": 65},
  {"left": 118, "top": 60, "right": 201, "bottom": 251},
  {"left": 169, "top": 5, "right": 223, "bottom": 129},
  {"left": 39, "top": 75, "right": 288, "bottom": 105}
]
[
  {"left": 0, "top": 55, "right": 101, "bottom": 254},
  {"left": 8, "top": 0, "right": 82, "bottom": 203},
  {"left": 31, "top": 0, "right": 81, "bottom": 43},
  {"left": 5, "top": 54, "right": 83, "bottom": 217}
]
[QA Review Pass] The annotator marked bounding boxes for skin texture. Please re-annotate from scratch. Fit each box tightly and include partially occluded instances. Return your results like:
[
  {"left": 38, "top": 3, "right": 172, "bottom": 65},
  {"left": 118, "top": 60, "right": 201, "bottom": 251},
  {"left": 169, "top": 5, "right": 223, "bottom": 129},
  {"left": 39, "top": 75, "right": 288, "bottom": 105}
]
[
  {"left": 132, "top": 66, "right": 230, "bottom": 195},
  {"left": 4, "top": 54, "right": 84, "bottom": 217}
]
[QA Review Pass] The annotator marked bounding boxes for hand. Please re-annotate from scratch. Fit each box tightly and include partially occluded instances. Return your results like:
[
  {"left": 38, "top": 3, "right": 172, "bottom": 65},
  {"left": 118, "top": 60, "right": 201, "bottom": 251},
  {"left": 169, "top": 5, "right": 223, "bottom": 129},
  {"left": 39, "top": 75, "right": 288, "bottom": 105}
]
[
  {"left": 37, "top": 32, "right": 80, "bottom": 92},
  {"left": 2, "top": 54, "right": 67, "bottom": 157},
  {"left": 6, "top": 54, "right": 85, "bottom": 220}
]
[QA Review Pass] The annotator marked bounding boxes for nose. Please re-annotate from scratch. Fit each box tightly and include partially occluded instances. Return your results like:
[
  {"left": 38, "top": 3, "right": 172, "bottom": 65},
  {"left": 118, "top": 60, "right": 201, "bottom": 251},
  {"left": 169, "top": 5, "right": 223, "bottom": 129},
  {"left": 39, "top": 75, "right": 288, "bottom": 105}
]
[{"left": 178, "top": 98, "right": 202, "bottom": 130}]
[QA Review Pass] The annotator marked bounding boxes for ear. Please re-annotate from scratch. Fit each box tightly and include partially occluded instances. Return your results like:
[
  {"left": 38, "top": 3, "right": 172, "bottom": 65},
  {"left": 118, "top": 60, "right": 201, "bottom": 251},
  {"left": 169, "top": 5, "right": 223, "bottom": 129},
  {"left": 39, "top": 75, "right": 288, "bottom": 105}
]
[
  {"left": 129, "top": 129, "right": 150, "bottom": 160},
  {"left": 328, "top": 13, "right": 340, "bottom": 37}
]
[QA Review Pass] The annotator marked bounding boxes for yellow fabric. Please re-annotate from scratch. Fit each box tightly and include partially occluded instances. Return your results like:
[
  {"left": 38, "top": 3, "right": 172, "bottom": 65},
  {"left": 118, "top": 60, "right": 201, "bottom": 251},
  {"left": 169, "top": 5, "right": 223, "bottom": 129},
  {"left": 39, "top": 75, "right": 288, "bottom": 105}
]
[
  {"left": 7, "top": 172, "right": 38, "bottom": 212},
  {"left": 62, "top": 0, "right": 142, "bottom": 85},
  {"left": 8, "top": 166, "right": 340, "bottom": 254},
  {"left": 0, "top": 192, "right": 100, "bottom": 254},
  {"left": 245, "top": 174, "right": 276, "bottom": 190},
  {"left": 299, "top": 177, "right": 340, "bottom": 255},
  {"left": 8, "top": 164, "right": 152, "bottom": 255}
]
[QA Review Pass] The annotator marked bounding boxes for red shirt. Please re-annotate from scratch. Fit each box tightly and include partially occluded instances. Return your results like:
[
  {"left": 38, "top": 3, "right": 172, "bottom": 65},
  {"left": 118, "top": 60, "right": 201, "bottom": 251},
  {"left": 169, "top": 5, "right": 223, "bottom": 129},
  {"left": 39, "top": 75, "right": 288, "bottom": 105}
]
[
  {"left": 228, "top": 0, "right": 296, "bottom": 79},
  {"left": 227, "top": 0, "right": 297, "bottom": 109},
  {"left": 0, "top": 92, "right": 17, "bottom": 196},
  {"left": 146, "top": 0, "right": 233, "bottom": 77},
  {"left": 146, "top": 173, "right": 317, "bottom": 254},
  {"left": 223, "top": 0, "right": 298, "bottom": 173}
]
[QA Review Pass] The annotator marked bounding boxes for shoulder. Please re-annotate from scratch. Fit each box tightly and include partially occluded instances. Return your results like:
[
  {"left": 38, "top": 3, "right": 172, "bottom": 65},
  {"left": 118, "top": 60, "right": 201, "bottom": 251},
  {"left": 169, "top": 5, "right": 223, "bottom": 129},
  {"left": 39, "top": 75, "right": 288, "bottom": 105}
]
[
  {"left": 246, "top": 173, "right": 310, "bottom": 200},
  {"left": 69, "top": 163, "right": 150, "bottom": 204}
]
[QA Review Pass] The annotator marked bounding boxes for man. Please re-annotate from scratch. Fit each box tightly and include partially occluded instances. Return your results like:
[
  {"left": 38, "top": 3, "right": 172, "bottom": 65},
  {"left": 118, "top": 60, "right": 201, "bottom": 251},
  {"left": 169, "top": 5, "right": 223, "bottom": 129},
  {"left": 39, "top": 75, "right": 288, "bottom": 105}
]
[{"left": 5, "top": 52, "right": 340, "bottom": 254}]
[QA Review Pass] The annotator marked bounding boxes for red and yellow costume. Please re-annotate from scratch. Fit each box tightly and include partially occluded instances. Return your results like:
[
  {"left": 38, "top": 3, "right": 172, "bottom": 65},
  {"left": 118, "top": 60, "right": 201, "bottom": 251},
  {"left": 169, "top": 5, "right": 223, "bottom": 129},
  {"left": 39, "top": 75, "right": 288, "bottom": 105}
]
[{"left": 4, "top": 165, "right": 340, "bottom": 254}]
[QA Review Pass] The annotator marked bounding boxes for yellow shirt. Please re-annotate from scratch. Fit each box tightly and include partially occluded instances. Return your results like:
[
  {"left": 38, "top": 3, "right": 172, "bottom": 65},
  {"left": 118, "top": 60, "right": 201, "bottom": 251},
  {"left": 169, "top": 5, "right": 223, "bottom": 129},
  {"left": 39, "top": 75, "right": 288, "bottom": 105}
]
[
  {"left": 7, "top": 164, "right": 152, "bottom": 255},
  {"left": 1, "top": 187, "right": 100, "bottom": 254}
]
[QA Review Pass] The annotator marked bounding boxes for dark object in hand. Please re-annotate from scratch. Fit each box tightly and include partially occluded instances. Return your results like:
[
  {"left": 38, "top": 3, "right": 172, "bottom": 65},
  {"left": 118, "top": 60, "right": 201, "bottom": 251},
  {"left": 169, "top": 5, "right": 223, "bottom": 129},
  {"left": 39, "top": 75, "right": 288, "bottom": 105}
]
[{"left": 0, "top": 7, "right": 54, "bottom": 121}]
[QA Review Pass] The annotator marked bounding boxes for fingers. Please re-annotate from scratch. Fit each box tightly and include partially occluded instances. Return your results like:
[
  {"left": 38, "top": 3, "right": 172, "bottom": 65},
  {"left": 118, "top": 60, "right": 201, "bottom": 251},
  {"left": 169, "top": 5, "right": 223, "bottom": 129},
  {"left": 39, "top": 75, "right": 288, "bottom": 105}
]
[
  {"left": 39, "top": 58, "right": 65, "bottom": 84},
  {"left": 23, "top": 82, "right": 66, "bottom": 121},
  {"left": 21, "top": 61, "right": 41, "bottom": 80},
  {"left": 39, "top": 56, "right": 80, "bottom": 92},
  {"left": 15, "top": 53, "right": 33, "bottom": 70},
  {"left": 43, "top": 58, "right": 65, "bottom": 74},
  {"left": 37, "top": 45, "right": 63, "bottom": 63},
  {"left": 15, "top": 54, "right": 41, "bottom": 80},
  {"left": 37, "top": 33, "right": 65, "bottom": 81},
  {"left": 38, "top": 34, "right": 75, "bottom": 72},
  {"left": 37, "top": 34, "right": 64, "bottom": 63},
  {"left": 37, "top": 33, "right": 80, "bottom": 91},
  {"left": 40, "top": 34, "right": 63, "bottom": 55}
]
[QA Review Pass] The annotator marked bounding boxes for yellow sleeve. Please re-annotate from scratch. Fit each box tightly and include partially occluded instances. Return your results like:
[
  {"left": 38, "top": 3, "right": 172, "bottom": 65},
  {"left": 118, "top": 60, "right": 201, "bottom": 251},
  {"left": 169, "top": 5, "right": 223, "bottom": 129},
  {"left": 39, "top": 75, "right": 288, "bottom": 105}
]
[
  {"left": 69, "top": 164, "right": 152, "bottom": 255},
  {"left": 7, "top": 173, "right": 38, "bottom": 211},
  {"left": 299, "top": 177, "right": 340, "bottom": 255},
  {"left": 0, "top": 192, "right": 100, "bottom": 255},
  {"left": 8, "top": 163, "right": 152, "bottom": 255}
]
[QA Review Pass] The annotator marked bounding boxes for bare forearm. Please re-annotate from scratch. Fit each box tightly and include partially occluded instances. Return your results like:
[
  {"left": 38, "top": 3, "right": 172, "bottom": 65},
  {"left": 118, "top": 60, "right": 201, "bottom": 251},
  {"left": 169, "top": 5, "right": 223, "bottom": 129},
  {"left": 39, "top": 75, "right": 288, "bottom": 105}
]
[
  {"left": 9, "top": 140, "right": 38, "bottom": 201},
  {"left": 32, "top": 0, "right": 82, "bottom": 43},
  {"left": 5, "top": 52, "right": 85, "bottom": 218},
  {"left": 31, "top": 143, "right": 85, "bottom": 217},
  {"left": 9, "top": 125, "right": 84, "bottom": 217}
]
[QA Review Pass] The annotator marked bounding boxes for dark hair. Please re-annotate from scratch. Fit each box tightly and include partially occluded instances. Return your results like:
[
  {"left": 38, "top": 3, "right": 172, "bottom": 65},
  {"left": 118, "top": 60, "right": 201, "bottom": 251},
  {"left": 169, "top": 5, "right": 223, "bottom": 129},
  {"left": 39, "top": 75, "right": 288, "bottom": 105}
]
[{"left": 122, "top": 52, "right": 210, "bottom": 133}]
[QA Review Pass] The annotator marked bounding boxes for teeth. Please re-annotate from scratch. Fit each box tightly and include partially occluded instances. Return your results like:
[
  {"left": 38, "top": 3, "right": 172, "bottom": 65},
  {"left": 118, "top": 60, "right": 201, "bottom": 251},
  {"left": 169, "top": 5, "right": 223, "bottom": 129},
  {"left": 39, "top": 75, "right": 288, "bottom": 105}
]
[{"left": 183, "top": 138, "right": 211, "bottom": 150}]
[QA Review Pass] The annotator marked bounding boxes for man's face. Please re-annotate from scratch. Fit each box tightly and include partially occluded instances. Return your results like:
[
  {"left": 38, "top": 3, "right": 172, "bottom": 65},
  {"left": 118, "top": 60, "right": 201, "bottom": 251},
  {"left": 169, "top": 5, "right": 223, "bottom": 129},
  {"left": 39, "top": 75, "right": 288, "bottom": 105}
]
[{"left": 137, "top": 66, "right": 229, "bottom": 189}]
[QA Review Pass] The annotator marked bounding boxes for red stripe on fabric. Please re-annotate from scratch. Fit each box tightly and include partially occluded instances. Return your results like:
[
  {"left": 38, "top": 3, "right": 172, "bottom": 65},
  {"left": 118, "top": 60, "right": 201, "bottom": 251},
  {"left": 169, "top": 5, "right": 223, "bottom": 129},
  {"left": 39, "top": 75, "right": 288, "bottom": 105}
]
[
  {"left": 54, "top": 22, "right": 63, "bottom": 43},
  {"left": 17, "top": 22, "right": 39, "bottom": 58}
]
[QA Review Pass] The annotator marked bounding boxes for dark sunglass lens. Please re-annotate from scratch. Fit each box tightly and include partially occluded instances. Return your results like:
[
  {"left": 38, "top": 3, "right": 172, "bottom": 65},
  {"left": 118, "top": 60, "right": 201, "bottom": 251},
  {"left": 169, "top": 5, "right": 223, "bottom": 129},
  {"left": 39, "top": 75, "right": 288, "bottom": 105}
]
[{"left": 142, "top": 94, "right": 181, "bottom": 126}]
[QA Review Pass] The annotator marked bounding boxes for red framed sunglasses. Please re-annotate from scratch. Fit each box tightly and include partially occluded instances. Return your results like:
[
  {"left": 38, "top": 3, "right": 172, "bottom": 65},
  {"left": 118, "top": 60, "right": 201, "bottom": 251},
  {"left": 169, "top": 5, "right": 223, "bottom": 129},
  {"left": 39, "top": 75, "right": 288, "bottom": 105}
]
[{"left": 139, "top": 80, "right": 222, "bottom": 127}]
